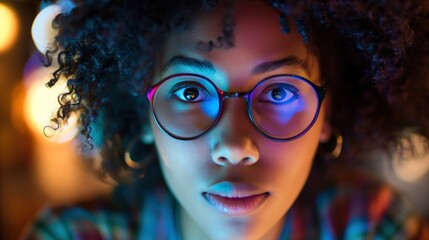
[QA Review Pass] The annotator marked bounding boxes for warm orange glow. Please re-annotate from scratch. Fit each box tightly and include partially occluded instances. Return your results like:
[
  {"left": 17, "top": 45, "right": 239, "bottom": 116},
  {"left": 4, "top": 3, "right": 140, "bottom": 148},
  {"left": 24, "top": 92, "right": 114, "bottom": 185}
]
[
  {"left": 19, "top": 57, "right": 114, "bottom": 204},
  {"left": 22, "top": 65, "right": 78, "bottom": 143},
  {"left": 0, "top": 3, "right": 19, "bottom": 53},
  {"left": 34, "top": 139, "right": 113, "bottom": 204}
]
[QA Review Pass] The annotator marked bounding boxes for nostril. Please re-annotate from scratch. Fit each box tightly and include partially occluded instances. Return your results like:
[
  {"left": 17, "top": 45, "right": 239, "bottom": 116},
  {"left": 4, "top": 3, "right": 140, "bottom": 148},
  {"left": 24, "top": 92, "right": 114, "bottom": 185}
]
[
  {"left": 215, "top": 156, "right": 257, "bottom": 166},
  {"left": 216, "top": 157, "right": 228, "bottom": 165},
  {"left": 243, "top": 157, "right": 257, "bottom": 165},
  {"left": 211, "top": 138, "right": 260, "bottom": 166}
]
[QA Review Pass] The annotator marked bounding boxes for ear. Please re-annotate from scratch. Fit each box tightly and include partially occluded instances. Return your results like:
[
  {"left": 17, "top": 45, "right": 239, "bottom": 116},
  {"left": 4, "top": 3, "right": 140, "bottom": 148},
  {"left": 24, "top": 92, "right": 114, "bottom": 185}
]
[
  {"left": 31, "top": 1, "right": 75, "bottom": 54},
  {"left": 319, "top": 94, "right": 332, "bottom": 143}
]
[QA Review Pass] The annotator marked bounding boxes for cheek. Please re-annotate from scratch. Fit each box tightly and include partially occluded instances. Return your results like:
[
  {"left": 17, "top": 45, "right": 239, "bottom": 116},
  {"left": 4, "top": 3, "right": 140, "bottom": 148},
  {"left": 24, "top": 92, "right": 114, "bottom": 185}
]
[
  {"left": 150, "top": 116, "right": 209, "bottom": 182},
  {"left": 260, "top": 115, "right": 323, "bottom": 185},
  {"left": 260, "top": 140, "right": 315, "bottom": 189}
]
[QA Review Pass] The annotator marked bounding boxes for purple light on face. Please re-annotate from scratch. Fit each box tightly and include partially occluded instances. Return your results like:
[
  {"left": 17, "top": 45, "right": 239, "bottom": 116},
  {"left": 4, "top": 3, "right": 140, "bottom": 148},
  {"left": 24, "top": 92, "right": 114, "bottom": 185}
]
[
  {"left": 273, "top": 101, "right": 305, "bottom": 125},
  {"left": 253, "top": 99, "right": 310, "bottom": 138}
]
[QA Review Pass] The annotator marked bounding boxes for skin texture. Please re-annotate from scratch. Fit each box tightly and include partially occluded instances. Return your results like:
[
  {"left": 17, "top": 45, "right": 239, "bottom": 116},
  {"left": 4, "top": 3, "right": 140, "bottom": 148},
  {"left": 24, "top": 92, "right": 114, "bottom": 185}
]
[{"left": 146, "top": 1, "right": 332, "bottom": 239}]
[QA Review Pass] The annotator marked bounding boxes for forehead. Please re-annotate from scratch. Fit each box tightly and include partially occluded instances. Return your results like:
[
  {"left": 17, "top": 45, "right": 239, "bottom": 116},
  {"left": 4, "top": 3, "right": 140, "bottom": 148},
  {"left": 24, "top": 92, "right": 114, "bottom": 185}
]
[{"left": 159, "top": 0, "right": 319, "bottom": 88}]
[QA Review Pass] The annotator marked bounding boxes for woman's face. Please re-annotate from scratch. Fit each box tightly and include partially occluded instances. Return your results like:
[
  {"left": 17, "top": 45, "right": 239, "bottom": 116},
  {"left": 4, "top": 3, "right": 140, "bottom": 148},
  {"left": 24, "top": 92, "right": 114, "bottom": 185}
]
[{"left": 149, "top": 1, "right": 329, "bottom": 239}]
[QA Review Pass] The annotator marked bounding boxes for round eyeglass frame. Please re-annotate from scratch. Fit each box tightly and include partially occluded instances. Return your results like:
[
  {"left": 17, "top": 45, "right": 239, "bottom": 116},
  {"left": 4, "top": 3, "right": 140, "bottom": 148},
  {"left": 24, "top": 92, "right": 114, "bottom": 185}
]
[{"left": 147, "top": 73, "right": 326, "bottom": 141}]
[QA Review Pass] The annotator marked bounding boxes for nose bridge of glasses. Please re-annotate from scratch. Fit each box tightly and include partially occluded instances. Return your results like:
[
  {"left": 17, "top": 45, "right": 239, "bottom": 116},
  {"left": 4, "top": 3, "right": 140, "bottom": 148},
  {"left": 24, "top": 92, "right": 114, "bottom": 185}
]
[
  {"left": 216, "top": 96, "right": 253, "bottom": 137},
  {"left": 224, "top": 92, "right": 249, "bottom": 100},
  {"left": 218, "top": 92, "right": 251, "bottom": 119}
]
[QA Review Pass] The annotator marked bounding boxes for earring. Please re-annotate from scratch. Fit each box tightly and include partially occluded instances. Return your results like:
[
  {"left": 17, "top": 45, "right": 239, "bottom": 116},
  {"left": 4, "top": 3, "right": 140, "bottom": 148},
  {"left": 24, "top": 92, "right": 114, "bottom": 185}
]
[
  {"left": 320, "top": 129, "right": 343, "bottom": 159},
  {"left": 330, "top": 130, "right": 343, "bottom": 159},
  {"left": 124, "top": 134, "right": 155, "bottom": 173}
]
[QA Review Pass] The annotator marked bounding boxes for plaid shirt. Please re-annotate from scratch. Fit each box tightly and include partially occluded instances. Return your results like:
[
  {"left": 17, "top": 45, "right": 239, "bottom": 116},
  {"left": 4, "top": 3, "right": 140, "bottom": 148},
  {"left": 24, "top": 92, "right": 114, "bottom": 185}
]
[{"left": 24, "top": 170, "right": 424, "bottom": 240}]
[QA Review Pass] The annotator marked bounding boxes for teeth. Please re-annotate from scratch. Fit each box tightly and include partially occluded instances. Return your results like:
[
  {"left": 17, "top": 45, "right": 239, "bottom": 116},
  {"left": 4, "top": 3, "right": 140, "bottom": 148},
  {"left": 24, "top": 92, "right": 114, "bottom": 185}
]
[{"left": 218, "top": 193, "right": 250, "bottom": 198}]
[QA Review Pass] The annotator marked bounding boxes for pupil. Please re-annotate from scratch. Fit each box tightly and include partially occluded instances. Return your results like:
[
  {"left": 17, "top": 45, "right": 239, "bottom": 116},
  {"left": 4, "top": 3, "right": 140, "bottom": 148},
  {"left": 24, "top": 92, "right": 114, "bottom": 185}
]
[
  {"left": 271, "top": 88, "right": 286, "bottom": 101},
  {"left": 184, "top": 88, "right": 198, "bottom": 100}
]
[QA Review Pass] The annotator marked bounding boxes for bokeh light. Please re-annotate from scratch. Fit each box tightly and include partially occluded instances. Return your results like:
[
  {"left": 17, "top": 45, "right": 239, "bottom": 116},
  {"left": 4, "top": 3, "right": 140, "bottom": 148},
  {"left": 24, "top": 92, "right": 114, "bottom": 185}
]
[
  {"left": 31, "top": 4, "right": 60, "bottom": 53},
  {"left": 0, "top": 3, "right": 19, "bottom": 53},
  {"left": 18, "top": 52, "right": 113, "bottom": 203},
  {"left": 22, "top": 52, "right": 78, "bottom": 143},
  {"left": 391, "top": 133, "right": 429, "bottom": 183}
]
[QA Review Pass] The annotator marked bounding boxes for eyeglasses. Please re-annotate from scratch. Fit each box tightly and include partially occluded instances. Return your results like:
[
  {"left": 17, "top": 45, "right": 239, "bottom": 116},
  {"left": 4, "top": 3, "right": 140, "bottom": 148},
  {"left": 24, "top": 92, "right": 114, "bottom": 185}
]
[{"left": 147, "top": 73, "right": 325, "bottom": 141}]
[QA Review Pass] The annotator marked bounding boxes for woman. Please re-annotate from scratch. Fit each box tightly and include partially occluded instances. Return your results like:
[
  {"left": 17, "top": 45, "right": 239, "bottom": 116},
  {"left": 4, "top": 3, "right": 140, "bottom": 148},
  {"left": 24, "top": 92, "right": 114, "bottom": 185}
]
[{"left": 25, "top": 0, "right": 428, "bottom": 239}]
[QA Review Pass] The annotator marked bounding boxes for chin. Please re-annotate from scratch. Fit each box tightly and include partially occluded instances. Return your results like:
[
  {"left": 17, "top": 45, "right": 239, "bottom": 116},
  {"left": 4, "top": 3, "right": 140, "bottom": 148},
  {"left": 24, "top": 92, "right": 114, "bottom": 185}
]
[{"left": 202, "top": 211, "right": 281, "bottom": 240}]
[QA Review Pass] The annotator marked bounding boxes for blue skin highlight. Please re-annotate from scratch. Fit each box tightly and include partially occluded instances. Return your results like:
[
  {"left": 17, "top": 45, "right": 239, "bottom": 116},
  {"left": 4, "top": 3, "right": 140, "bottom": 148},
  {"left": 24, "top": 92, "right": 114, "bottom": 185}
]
[{"left": 202, "top": 98, "right": 220, "bottom": 120}]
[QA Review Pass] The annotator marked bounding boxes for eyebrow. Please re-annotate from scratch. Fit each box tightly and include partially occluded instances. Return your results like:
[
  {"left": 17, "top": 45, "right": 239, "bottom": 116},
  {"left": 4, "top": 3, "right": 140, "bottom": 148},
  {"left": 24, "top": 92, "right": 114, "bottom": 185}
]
[
  {"left": 251, "top": 56, "right": 310, "bottom": 76},
  {"left": 161, "top": 55, "right": 310, "bottom": 76},
  {"left": 161, "top": 55, "right": 215, "bottom": 75}
]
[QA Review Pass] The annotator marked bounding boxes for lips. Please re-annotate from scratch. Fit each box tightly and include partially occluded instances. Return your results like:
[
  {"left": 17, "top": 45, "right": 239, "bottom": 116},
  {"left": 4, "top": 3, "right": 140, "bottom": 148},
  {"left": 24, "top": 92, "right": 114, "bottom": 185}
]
[{"left": 203, "top": 181, "right": 270, "bottom": 215}]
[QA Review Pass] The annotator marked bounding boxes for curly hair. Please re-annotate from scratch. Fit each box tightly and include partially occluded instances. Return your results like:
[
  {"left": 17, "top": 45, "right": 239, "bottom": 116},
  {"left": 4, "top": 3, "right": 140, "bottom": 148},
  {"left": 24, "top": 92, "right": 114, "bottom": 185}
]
[{"left": 44, "top": 0, "right": 429, "bottom": 182}]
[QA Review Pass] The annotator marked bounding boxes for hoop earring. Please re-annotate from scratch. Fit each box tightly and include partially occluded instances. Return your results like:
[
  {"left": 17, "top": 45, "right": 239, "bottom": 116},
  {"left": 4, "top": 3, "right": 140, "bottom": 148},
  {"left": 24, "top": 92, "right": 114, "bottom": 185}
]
[
  {"left": 124, "top": 134, "right": 155, "bottom": 172},
  {"left": 320, "top": 129, "right": 343, "bottom": 159},
  {"left": 330, "top": 130, "right": 343, "bottom": 159}
]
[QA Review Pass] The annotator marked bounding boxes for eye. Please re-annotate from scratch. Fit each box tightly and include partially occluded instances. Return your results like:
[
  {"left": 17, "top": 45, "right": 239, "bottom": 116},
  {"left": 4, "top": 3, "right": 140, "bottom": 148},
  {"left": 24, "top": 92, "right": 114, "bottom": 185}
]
[
  {"left": 171, "top": 83, "right": 210, "bottom": 102},
  {"left": 259, "top": 84, "right": 298, "bottom": 104}
]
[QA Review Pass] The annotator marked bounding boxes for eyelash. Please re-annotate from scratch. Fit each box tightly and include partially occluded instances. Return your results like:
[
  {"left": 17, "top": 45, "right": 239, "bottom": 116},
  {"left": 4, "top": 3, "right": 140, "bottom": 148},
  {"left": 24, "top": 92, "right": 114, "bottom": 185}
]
[
  {"left": 258, "top": 84, "right": 299, "bottom": 104},
  {"left": 171, "top": 83, "right": 210, "bottom": 102}
]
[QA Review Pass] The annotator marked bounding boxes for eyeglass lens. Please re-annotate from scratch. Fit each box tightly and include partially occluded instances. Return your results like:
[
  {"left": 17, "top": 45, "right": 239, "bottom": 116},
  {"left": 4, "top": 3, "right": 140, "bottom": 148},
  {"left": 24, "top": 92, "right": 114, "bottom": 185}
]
[{"left": 151, "top": 75, "right": 321, "bottom": 140}]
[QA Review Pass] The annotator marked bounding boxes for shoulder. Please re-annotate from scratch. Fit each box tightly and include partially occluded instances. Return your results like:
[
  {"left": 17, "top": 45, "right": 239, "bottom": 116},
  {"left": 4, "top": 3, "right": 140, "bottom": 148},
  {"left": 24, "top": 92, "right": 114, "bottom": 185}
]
[
  {"left": 24, "top": 202, "right": 113, "bottom": 239},
  {"left": 318, "top": 174, "right": 410, "bottom": 239},
  {"left": 292, "top": 167, "right": 423, "bottom": 239},
  {"left": 23, "top": 182, "right": 176, "bottom": 240}
]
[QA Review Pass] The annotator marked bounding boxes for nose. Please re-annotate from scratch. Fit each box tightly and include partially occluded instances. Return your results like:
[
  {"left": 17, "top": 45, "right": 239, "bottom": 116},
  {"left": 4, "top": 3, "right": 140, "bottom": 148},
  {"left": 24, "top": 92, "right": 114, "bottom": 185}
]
[
  {"left": 211, "top": 138, "right": 259, "bottom": 166},
  {"left": 210, "top": 99, "right": 260, "bottom": 166}
]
